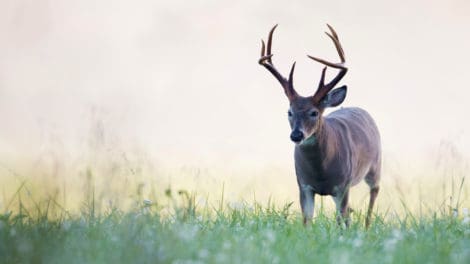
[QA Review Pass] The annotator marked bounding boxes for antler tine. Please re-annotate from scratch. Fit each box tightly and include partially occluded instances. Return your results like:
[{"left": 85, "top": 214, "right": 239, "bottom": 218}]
[
  {"left": 318, "top": 66, "right": 327, "bottom": 88},
  {"left": 259, "top": 40, "right": 273, "bottom": 64},
  {"left": 266, "top": 24, "right": 277, "bottom": 62},
  {"left": 326, "top": 24, "right": 338, "bottom": 40},
  {"left": 258, "top": 24, "right": 278, "bottom": 64},
  {"left": 307, "top": 26, "right": 346, "bottom": 69},
  {"left": 326, "top": 24, "right": 345, "bottom": 62},
  {"left": 260, "top": 40, "right": 265, "bottom": 57},
  {"left": 288, "top": 62, "right": 296, "bottom": 88},
  {"left": 309, "top": 24, "right": 348, "bottom": 104},
  {"left": 258, "top": 24, "right": 297, "bottom": 100},
  {"left": 307, "top": 55, "right": 345, "bottom": 69}
]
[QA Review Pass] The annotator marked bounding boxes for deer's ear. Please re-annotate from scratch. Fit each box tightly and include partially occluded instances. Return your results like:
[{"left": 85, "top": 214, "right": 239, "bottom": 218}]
[{"left": 321, "top": 85, "right": 347, "bottom": 108}]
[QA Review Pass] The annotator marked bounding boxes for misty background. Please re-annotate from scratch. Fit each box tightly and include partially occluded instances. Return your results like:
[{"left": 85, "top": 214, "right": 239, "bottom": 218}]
[{"left": 0, "top": 0, "right": 469, "bottom": 207}]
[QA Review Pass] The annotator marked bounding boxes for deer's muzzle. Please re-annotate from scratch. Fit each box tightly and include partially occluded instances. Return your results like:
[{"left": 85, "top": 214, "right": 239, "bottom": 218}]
[{"left": 290, "top": 130, "right": 304, "bottom": 143}]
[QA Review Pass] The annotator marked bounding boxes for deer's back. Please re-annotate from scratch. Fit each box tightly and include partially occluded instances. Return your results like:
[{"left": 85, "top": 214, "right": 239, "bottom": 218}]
[{"left": 326, "top": 107, "right": 380, "bottom": 147}]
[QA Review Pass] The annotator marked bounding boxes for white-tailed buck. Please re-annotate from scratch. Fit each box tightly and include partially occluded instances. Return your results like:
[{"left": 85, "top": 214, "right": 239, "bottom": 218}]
[{"left": 258, "top": 24, "right": 381, "bottom": 227}]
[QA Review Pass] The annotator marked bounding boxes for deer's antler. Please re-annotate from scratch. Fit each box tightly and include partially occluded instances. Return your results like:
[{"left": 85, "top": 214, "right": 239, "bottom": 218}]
[
  {"left": 259, "top": 25, "right": 298, "bottom": 100},
  {"left": 308, "top": 24, "right": 348, "bottom": 104}
]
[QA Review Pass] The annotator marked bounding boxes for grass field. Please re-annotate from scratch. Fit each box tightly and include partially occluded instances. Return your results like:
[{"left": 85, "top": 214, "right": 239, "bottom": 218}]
[
  {"left": 0, "top": 142, "right": 468, "bottom": 263},
  {"left": 0, "top": 187, "right": 469, "bottom": 264}
]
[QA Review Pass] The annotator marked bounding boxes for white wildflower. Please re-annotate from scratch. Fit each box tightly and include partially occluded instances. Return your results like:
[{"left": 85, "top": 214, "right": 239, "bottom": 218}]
[
  {"left": 352, "top": 233, "right": 364, "bottom": 248},
  {"left": 462, "top": 208, "right": 469, "bottom": 217},
  {"left": 215, "top": 253, "right": 228, "bottom": 263},
  {"left": 222, "top": 241, "right": 231, "bottom": 250},
  {"left": 229, "top": 202, "right": 243, "bottom": 211},
  {"left": 10, "top": 228, "right": 16, "bottom": 237},
  {"left": 464, "top": 229, "right": 470, "bottom": 236},
  {"left": 157, "top": 246, "right": 167, "bottom": 261},
  {"left": 197, "top": 197, "right": 208, "bottom": 207},
  {"left": 17, "top": 239, "right": 32, "bottom": 254},
  {"left": 352, "top": 237, "right": 363, "bottom": 248},
  {"left": 62, "top": 220, "right": 71, "bottom": 231},
  {"left": 265, "top": 229, "right": 276, "bottom": 243},
  {"left": 384, "top": 229, "right": 403, "bottom": 252},
  {"left": 110, "top": 234, "right": 119, "bottom": 243},
  {"left": 79, "top": 217, "right": 87, "bottom": 227},
  {"left": 392, "top": 229, "right": 403, "bottom": 240},
  {"left": 198, "top": 249, "right": 209, "bottom": 259},
  {"left": 172, "top": 259, "right": 203, "bottom": 264},
  {"left": 334, "top": 252, "right": 350, "bottom": 264},
  {"left": 143, "top": 199, "right": 152, "bottom": 206},
  {"left": 177, "top": 224, "right": 199, "bottom": 241},
  {"left": 383, "top": 238, "right": 398, "bottom": 252},
  {"left": 272, "top": 256, "right": 280, "bottom": 264},
  {"left": 463, "top": 216, "right": 470, "bottom": 225}
]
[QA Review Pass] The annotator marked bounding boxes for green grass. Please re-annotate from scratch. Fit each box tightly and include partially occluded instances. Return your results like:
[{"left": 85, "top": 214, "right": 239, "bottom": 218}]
[{"left": 0, "top": 198, "right": 469, "bottom": 264}]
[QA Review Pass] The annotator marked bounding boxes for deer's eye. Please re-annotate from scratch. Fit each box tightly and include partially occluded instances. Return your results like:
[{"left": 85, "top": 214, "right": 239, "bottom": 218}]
[
  {"left": 309, "top": 111, "right": 318, "bottom": 117},
  {"left": 287, "top": 110, "right": 293, "bottom": 117}
]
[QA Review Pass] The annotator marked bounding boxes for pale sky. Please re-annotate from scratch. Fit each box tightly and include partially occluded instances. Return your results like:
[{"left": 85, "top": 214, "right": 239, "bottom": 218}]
[{"left": 1, "top": 0, "right": 469, "bottom": 171}]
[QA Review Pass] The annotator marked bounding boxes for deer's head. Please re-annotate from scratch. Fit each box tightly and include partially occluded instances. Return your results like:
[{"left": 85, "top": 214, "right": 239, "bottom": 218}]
[{"left": 259, "top": 24, "right": 348, "bottom": 144}]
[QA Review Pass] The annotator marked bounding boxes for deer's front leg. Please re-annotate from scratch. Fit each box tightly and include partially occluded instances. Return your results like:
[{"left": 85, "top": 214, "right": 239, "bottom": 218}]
[
  {"left": 300, "top": 185, "right": 315, "bottom": 225},
  {"left": 333, "top": 188, "right": 350, "bottom": 227}
]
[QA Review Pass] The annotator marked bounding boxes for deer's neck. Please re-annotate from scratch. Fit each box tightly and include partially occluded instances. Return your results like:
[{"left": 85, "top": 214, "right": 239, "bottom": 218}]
[{"left": 297, "top": 119, "right": 336, "bottom": 171}]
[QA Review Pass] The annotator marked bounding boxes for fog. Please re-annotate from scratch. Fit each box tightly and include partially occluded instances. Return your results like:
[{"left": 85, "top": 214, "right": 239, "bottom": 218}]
[{"left": 1, "top": 0, "right": 469, "bottom": 184}]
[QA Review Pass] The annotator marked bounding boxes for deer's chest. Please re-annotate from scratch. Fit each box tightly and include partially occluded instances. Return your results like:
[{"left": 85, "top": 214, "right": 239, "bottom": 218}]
[{"left": 294, "top": 149, "right": 349, "bottom": 195}]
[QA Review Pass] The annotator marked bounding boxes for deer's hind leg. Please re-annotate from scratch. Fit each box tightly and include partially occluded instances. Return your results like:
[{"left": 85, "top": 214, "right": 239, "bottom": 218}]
[{"left": 365, "top": 169, "right": 380, "bottom": 228}]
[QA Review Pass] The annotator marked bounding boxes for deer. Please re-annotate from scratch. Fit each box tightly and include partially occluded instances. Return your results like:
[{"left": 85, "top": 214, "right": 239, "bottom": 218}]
[{"left": 258, "top": 24, "right": 381, "bottom": 227}]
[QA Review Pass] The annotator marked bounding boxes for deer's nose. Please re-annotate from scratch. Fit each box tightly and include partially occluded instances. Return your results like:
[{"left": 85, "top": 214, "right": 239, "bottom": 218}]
[{"left": 290, "top": 130, "right": 304, "bottom": 143}]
